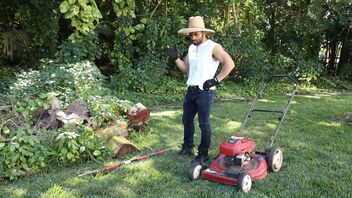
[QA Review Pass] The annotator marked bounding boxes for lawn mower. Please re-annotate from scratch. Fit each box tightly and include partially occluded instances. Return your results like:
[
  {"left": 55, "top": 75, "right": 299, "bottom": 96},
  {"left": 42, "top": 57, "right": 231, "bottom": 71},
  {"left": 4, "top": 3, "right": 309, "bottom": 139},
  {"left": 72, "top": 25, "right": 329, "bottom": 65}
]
[{"left": 188, "top": 74, "right": 298, "bottom": 192}]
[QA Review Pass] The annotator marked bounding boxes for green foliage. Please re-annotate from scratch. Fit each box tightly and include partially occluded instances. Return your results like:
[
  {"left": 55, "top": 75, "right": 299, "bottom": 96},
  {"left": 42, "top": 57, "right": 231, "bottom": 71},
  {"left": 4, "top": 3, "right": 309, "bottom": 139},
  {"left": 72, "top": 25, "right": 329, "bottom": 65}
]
[
  {"left": 60, "top": 0, "right": 102, "bottom": 38},
  {"left": 0, "top": 67, "right": 18, "bottom": 94},
  {"left": 218, "top": 28, "right": 272, "bottom": 81},
  {"left": 55, "top": 32, "right": 102, "bottom": 63},
  {"left": 12, "top": 1, "right": 59, "bottom": 61},
  {"left": 291, "top": 55, "right": 324, "bottom": 83},
  {"left": 109, "top": 15, "right": 188, "bottom": 94},
  {"left": 53, "top": 125, "right": 109, "bottom": 164},
  {"left": 85, "top": 94, "right": 133, "bottom": 127},
  {"left": 1, "top": 60, "right": 135, "bottom": 180},
  {"left": 0, "top": 129, "right": 50, "bottom": 180},
  {"left": 8, "top": 60, "right": 133, "bottom": 127},
  {"left": 112, "top": 0, "right": 135, "bottom": 18},
  {"left": 9, "top": 61, "right": 102, "bottom": 122},
  {"left": 311, "top": 76, "right": 352, "bottom": 90}
]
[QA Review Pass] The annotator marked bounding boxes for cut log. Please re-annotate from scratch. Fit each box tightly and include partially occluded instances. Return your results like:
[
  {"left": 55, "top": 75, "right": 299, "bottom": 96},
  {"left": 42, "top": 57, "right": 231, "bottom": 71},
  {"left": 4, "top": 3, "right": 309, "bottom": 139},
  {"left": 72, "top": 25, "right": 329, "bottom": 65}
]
[
  {"left": 108, "top": 136, "right": 138, "bottom": 157},
  {"left": 32, "top": 98, "right": 92, "bottom": 130},
  {"left": 64, "top": 99, "right": 91, "bottom": 126},
  {"left": 96, "top": 121, "right": 128, "bottom": 140},
  {"left": 126, "top": 103, "right": 150, "bottom": 131}
]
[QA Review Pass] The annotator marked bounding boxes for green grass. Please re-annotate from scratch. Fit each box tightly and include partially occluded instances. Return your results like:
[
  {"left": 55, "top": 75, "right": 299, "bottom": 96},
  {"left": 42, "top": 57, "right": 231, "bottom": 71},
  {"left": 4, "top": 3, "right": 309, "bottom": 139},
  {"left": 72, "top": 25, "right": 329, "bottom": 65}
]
[{"left": 1, "top": 90, "right": 351, "bottom": 198}]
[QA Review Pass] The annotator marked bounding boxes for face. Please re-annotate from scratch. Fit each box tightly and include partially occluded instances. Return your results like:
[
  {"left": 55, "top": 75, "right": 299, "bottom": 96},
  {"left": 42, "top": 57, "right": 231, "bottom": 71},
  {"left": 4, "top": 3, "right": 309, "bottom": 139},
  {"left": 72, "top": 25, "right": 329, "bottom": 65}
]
[{"left": 189, "top": 31, "right": 206, "bottom": 46}]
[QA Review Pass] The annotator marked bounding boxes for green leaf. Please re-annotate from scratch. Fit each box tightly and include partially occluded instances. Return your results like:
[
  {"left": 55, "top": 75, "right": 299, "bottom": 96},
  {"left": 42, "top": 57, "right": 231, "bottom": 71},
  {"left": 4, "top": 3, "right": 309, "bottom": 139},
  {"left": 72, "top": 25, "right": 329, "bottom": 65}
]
[
  {"left": 79, "top": 146, "right": 86, "bottom": 152},
  {"left": 67, "top": 152, "right": 74, "bottom": 160},
  {"left": 11, "top": 153, "right": 20, "bottom": 163},
  {"left": 60, "top": 147, "right": 68, "bottom": 155},
  {"left": 43, "top": 103, "right": 50, "bottom": 109},
  {"left": 59, "top": 1, "right": 71, "bottom": 13},
  {"left": 140, "top": 18, "right": 148, "bottom": 24},
  {"left": 78, "top": 0, "right": 88, "bottom": 6},
  {"left": 135, "top": 24, "right": 144, "bottom": 31},
  {"left": 2, "top": 126, "right": 10, "bottom": 134},
  {"left": 39, "top": 93, "right": 47, "bottom": 99},
  {"left": 71, "top": 5, "right": 80, "bottom": 16},
  {"left": 64, "top": 10, "right": 75, "bottom": 19},
  {"left": 68, "top": 0, "right": 77, "bottom": 5},
  {"left": 20, "top": 156, "right": 27, "bottom": 163},
  {"left": 28, "top": 138, "right": 35, "bottom": 146},
  {"left": 93, "top": 150, "right": 101, "bottom": 156}
]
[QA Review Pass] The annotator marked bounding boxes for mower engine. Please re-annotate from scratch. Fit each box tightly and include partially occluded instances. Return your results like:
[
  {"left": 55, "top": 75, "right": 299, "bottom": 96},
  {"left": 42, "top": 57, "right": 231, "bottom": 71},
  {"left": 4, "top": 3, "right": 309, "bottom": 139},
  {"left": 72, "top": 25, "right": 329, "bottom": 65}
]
[{"left": 220, "top": 136, "right": 256, "bottom": 166}]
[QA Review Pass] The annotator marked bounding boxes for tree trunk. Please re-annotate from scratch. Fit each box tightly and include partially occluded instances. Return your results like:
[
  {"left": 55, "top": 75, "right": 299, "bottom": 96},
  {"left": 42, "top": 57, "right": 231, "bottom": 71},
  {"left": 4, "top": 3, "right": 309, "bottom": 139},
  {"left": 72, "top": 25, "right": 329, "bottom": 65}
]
[
  {"left": 232, "top": 0, "right": 240, "bottom": 31},
  {"left": 327, "top": 39, "right": 337, "bottom": 75},
  {"left": 337, "top": 28, "right": 352, "bottom": 76},
  {"left": 248, "top": 10, "right": 253, "bottom": 27},
  {"left": 268, "top": 3, "right": 276, "bottom": 53},
  {"left": 223, "top": 2, "right": 229, "bottom": 30},
  {"left": 238, "top": 0, "right": 243, "bottom": 30}
]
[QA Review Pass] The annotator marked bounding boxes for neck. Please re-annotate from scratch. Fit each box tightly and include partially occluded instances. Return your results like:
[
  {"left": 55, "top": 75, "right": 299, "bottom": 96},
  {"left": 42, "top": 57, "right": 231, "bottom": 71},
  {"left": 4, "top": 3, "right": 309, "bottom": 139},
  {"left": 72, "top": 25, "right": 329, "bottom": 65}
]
[{"left": 198, "top": 38, "right": 208, "bottom": 46}]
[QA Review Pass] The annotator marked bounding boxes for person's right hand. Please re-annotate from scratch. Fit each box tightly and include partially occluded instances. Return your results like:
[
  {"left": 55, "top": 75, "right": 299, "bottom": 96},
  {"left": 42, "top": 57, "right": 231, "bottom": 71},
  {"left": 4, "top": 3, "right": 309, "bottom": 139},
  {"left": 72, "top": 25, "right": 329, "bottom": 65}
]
[{"left": 166, "top": 47, "right": 178, "bottom": 61}]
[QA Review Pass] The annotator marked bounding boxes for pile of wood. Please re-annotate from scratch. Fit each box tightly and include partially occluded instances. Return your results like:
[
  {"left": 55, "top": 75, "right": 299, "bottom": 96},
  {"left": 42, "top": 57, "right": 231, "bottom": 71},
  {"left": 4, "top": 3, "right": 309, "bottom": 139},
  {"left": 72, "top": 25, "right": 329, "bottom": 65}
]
[
  {"left": 32, "top": 99, "right": 92, "bottom": 130},
  {"left": 31, "top": 98, "right": 151, "bottom": 158}
]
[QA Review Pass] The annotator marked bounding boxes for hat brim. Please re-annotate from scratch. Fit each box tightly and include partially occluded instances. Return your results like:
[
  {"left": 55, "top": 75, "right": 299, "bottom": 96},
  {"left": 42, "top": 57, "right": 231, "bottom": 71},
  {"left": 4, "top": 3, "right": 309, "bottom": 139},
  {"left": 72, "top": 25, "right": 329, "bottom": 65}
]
[{"left": 178, "top": 28, "right": 215, "bottom": 36}]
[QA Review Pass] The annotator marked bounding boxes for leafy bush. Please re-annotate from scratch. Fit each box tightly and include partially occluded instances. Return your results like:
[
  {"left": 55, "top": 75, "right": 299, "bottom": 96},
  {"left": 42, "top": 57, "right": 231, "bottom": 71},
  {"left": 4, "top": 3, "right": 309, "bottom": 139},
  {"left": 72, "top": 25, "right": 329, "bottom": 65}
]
[
  {"left": 108, "top": 15, "right": 188, "bottom": 94},
  {"left": 0, "top": 128, "right": 50, "bottom": 180},
  {"left": 53, "top": 125, "right": 110, "bottom": 164},
  {"left": 0, "top": 66, "right": 18, "bottom": 94},
  {"left": 217, "top": 28, "right": 272, "bottom": 81},
  {"left": 9, "top": 61, "right": 105, "bottom": 121},
  {"left": 12, "top": 1, "right": 59, "bottom": 61},
  {"left": 0, "top": 60, "right": 135, "bottom": 180},
  {"left": 55, "top": 32, "right": 102, "bottom": 64},
  {"left": 59, "top": 0, "right": 102, "bottom": 38}
]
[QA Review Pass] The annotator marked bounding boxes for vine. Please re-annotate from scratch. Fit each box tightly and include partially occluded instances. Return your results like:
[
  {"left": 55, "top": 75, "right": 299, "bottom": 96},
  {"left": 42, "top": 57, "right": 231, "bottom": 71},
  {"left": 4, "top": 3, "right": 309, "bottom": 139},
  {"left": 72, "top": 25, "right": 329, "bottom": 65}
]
[{"left": 59, "top": 0, "right": 102, "bottom": 39}]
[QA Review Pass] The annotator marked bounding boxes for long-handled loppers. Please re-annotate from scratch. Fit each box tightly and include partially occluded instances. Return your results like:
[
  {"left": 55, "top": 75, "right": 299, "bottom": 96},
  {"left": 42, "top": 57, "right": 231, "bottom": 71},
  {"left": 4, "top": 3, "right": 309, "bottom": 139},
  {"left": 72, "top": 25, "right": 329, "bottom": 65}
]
[{"left": 78, "top": 149, "right": 169, "bottom": 177}]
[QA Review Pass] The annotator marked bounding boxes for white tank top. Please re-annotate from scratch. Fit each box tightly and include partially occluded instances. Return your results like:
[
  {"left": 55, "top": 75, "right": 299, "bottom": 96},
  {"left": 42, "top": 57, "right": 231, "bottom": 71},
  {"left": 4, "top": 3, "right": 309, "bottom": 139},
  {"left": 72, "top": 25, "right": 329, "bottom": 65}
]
[{"left": 186, "top": 39, "right": 220, "bottom": 90}]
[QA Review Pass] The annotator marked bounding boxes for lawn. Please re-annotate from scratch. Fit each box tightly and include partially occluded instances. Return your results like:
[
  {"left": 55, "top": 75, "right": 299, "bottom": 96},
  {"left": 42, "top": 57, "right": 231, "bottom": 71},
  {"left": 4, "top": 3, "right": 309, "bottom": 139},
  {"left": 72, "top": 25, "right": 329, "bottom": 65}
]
[{"left": 1, "top": 90, "right": 351, "bottom": 198}]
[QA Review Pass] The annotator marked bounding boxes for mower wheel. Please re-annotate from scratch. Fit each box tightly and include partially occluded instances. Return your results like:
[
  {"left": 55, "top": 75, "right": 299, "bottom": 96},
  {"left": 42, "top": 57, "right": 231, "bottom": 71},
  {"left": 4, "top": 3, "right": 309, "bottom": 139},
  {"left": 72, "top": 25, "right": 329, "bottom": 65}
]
[
  {"left": 267, "top": 147, "right": 283, "bottom": 172},
  {"left": 188, "top": 162, "right": 203, "bottom": 181},
  {"left": 237, "top": 173, "right": 252, "bottom": 193}
]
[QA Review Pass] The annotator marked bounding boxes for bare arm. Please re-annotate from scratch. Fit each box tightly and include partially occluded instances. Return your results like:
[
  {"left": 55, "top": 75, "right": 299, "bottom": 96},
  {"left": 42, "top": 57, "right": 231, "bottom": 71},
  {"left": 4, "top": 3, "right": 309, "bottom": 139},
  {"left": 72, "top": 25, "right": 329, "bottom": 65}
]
[
  {"left": 175, "top": 54, "right": 189, "bottom": 73},
  {"left": 212, "top": 45, "right": 235, "bottom": 82}
]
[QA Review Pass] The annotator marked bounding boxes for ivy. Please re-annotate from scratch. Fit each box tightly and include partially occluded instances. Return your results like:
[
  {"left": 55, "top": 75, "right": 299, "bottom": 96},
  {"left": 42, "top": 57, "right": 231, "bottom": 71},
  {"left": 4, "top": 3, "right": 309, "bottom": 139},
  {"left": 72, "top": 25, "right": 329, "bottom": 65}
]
[
  {"left": 60, "top": 0, "right": 102, "bottom": 39},
  {"left": 112, "top": 0, "right": 136, "bottom": 18}
]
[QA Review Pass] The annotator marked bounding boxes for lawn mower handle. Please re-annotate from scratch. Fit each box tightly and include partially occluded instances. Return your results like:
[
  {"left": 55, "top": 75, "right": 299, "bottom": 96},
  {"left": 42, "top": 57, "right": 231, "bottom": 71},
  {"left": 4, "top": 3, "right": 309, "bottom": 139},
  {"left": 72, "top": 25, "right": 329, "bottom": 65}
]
[{"left": 239, "top": 74, "right": 298, "bottom": 148}]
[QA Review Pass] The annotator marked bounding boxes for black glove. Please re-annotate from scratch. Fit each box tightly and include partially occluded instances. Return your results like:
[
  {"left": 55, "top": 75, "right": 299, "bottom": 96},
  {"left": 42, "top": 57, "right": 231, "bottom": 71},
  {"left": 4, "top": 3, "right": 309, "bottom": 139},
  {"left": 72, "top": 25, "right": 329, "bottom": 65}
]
[
  {"left": 166, "top": 47, "right": 178, "bottom": 61},
  {"left": 203, "top": 77, "right": 220, "bottom": 91}
]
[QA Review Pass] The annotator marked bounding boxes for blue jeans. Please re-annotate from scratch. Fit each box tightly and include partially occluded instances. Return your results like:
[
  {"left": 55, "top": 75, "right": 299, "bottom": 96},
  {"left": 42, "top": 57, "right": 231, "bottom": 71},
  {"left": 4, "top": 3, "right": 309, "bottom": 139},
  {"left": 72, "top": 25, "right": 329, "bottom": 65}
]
[{"left": 182, "top": 86, "right": 216, "bottom": 154}]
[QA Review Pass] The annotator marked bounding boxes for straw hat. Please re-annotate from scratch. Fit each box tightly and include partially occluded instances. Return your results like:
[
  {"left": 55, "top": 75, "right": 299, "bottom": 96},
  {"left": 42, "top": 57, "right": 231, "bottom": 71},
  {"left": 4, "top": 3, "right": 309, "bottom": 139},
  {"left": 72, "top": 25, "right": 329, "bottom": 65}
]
[{"left": 178, "top": 16, "right": 215, "bottom": 36}]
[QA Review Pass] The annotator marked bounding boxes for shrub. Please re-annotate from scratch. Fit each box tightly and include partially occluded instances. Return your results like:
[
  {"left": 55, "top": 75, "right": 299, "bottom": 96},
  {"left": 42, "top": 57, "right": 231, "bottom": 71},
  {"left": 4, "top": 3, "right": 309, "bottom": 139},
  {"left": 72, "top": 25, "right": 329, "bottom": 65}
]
[
  {"left": 217, "top": 28, "right": 272, "bottom": 82},
  {"left": 108, "top": 15, "right": 188, "bottom": 94},
  {"left": 0, "top": 128, "right": 50, "bottom": 180},
  {"left": 1, "top": 60, "right": 134, "bottom": 180},
  {"left": 55, "top": 32, "right": 102, "bottom": 64},
  {"left": 53, "top": 125, "right": 110, "bottom": 164}
]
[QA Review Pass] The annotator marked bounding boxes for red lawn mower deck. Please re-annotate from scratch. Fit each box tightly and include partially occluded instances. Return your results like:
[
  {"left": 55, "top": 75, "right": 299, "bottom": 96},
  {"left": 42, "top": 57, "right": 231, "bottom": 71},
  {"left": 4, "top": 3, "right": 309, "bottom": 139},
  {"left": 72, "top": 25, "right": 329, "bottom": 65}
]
[{"left": 188, "top": 75, "right": 297, "bottom": 192}]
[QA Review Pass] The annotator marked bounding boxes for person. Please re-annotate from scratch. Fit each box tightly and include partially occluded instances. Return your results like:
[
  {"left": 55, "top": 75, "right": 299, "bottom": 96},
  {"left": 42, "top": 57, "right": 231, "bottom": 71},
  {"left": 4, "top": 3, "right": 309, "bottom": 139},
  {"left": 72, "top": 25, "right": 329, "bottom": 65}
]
[{"left": 166, "top": 16, "right": 235, "bottom": 164}]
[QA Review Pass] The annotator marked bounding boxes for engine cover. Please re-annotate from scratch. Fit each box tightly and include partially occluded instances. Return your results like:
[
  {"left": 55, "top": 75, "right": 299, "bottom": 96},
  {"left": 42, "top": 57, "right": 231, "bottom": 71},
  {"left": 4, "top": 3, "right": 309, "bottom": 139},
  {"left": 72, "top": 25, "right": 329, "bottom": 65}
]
[{"left": 220, "top": 136, "right": 256, "bottom": 156}]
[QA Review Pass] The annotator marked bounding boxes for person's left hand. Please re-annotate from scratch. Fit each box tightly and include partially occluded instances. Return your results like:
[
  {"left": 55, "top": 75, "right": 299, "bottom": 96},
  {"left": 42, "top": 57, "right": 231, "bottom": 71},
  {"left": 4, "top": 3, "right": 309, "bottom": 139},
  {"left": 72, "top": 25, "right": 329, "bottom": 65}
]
[
  {"left": 203, "top": 77, "right": 219, "bottom": 90},
  {"left": 165, "top": 47, "right": 178, "bottom": 61}
]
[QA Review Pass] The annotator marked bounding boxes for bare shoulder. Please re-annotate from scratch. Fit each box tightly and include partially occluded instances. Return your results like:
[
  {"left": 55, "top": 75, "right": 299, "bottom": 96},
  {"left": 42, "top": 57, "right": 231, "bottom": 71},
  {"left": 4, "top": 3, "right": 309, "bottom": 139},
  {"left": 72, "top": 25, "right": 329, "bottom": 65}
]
[
  {"left": 212, "top": 44, "right": 231, "bottom": 63},
  {"left": 213, "top": 43, "right": 224, "bottom": 52}
]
